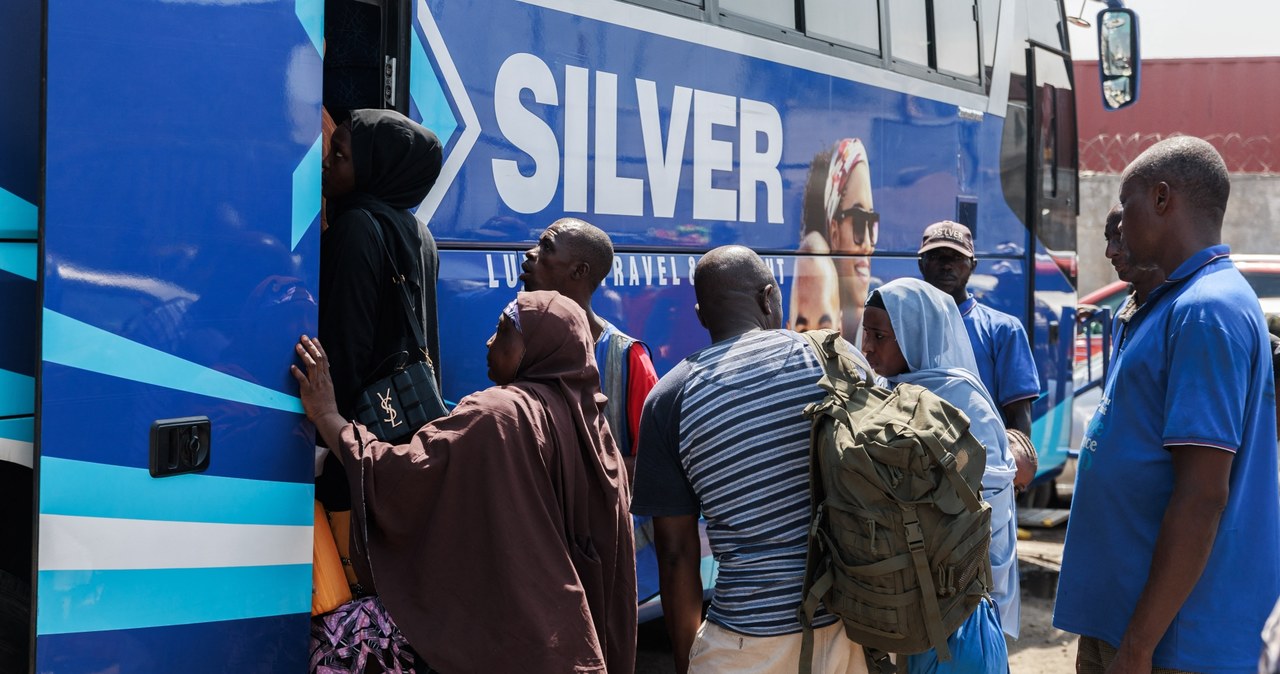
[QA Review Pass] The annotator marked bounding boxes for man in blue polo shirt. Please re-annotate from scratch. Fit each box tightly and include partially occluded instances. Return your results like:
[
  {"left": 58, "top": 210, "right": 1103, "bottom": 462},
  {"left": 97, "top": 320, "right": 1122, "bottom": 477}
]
[
  {"left": 918, "top": 221, "right": 1040, "bottom": 437},
  {"left": 917, "top": 221, "right": 1038, "bottom": 641},
  {"left": 1054, "top": 136, "right": 1280, "bottom": 674}
]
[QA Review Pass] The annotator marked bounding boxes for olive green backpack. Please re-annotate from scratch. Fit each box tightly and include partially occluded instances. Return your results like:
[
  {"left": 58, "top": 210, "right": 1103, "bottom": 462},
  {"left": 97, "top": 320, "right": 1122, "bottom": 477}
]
[{"left": 796, "top": 330, "right": 991, "bottom": 674}]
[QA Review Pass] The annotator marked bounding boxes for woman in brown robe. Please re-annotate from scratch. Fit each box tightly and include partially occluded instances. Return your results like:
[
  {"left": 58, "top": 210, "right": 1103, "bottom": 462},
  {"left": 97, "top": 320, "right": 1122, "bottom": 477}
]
[{"left": 293, "top": 290, "right": 637, "bottom": 674}]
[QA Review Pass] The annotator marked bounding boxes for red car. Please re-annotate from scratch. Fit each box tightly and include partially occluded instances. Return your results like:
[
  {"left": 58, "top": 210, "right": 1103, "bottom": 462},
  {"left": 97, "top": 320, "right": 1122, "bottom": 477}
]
[{"left": 1075, "top": 254, "right": 1280, "bottom": 363}]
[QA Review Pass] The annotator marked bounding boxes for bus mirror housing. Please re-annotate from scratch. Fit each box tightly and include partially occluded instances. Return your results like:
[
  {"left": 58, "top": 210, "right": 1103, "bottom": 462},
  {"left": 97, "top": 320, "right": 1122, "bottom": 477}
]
[{"left": 1097, "top": 8, "right": 1140, "bottom": 110}]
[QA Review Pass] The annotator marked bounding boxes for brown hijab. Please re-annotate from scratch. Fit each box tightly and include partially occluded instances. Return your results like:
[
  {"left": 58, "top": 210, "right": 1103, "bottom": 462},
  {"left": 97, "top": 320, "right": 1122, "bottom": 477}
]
[{"left": 339, "top": 291, "right": 637, "bottom": 673}]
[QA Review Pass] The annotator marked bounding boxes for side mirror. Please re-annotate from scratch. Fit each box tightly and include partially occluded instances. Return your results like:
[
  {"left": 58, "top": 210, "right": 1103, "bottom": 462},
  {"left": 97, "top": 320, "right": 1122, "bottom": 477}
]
[{"left": 1097, "top": 8, "right": 1140, "bottom": 110}]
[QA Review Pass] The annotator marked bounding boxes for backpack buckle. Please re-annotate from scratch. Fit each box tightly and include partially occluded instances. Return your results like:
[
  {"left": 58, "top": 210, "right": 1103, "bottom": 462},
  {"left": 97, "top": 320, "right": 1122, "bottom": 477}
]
[
  {"left": 901, "top": 505, "right": 926, "bottom": 552},
  {"left": 936, "top": 452, "right": 956, "bottom": 471}
]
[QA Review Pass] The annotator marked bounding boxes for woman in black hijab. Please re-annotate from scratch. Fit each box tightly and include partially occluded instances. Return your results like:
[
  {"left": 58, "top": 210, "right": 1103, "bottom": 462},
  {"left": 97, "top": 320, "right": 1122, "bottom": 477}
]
[{"left": 317, "top": 109, "right": 443, "bottom": 517}]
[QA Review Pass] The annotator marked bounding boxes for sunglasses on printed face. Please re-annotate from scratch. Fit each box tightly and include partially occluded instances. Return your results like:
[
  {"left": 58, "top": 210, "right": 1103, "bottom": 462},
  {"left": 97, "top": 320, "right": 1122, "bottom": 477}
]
[{"left": 834, "top": 206, "right": 880, "bottom": 247}]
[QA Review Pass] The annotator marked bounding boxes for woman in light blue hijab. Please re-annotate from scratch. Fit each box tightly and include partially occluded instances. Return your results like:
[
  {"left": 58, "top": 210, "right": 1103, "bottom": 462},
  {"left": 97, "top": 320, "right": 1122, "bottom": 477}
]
[{"left": 861, "top": 278, "right": 1018, "bottom": 673}]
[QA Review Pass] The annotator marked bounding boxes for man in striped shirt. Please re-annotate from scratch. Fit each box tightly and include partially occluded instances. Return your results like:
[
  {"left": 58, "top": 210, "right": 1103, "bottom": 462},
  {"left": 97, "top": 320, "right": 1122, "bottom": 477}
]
[{"left": 632, "top": 246, "right": 872, "bottom": 674}]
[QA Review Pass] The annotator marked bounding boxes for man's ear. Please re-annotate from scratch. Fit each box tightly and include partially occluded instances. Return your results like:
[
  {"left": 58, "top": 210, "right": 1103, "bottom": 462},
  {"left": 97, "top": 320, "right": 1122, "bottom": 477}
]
[
  {"left": 1153, "top": 181, "right": 1171, "bottom": 215},
  {"left": 759, "top": 283, "right": 778, "bottom": 315},
  {"left": 694, "top": 302, "right": 707, "bottom": 330},
  {"left": 570, "top": 260, "right": 591, "bottom": 281},
  {"left": 917, "top": 257, "right": 926, "bottom": 275}
]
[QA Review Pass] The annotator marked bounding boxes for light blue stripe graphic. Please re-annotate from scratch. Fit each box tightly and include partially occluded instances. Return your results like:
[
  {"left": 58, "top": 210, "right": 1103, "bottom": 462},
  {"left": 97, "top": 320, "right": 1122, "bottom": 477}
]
[
  {"left": 291, "top": 134, "right": 322, "bottom": 251},
  {"left": 39, "top": 457, "right": 312, "bottom": 526},
  {"left": 1034, "top": 396, "right": 1074, "bottom": 477},
  {"left": 410, "top": 26, "right": 459, "bottom": 145},
  {"left": 0, "top": 417, "right": 32, "bottom": 443},
  {"left": 0, "top": 242, "right": 36, "bottom": 280},
  {"left": 37, "top": 564, "right": 311, "bottom": 635},
  {"left": 294, "top": 0, "right": 324, "bottom": 54},
  {"left": 0, "top": 187, "right": 37, "bottom": 240},
  {"left": 43, "top": 309, "right": 303, "bottom": 413},
  {"left": 0, "top": 368, "right": 34, "bottom": 416}
]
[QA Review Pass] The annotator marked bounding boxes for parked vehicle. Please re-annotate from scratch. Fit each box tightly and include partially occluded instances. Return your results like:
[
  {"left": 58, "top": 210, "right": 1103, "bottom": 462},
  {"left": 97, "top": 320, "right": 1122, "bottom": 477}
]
[{"left": 1061, "top": 254, "right": 1280, "bottom": 502}]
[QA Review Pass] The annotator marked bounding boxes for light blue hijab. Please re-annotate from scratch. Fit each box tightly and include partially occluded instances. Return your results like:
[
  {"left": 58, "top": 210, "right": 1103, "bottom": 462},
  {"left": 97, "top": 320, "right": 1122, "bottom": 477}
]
[
  {"left": 874, "top": 278, "right": 1021, "bottom": 638},
  {"left": 873, "top": 278, "right": 1015, "bottom": 492}
]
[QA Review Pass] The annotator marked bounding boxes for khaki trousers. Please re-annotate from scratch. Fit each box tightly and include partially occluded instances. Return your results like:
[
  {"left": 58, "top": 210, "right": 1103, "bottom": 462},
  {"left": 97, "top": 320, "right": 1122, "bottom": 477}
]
[
  {"left": 688, "top": 620, "right": 870, "bottom": 674},
  {"left": 1076, "top": 636, "right": 1197, "bottom": 674}
]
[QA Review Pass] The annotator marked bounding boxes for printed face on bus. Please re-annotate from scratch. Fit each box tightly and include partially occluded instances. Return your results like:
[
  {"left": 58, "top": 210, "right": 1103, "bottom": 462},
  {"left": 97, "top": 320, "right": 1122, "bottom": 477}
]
[
  {"left": 322, "top": 123, "right": 356, "bottom": 199},
  {"left": 861, "top": 306, "right": 908, "bottom": 377},
  {"left": 790, "top": 254, "right": 841, "bottom": 333},
  {"left": 486, "top": 313, "right": 525, "bottom": 385},
  {"left": 828, "top": 159, "right": 877, "bottom": 339},
  {"left": 521, "top": 224, "right": 581, "bottom": 292}
]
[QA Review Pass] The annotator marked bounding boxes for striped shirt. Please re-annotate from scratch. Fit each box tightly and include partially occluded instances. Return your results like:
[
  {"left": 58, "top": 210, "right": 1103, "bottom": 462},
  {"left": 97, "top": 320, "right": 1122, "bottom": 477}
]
[{"left": 632, "top": 329, "right": 840, "bottom": 636}]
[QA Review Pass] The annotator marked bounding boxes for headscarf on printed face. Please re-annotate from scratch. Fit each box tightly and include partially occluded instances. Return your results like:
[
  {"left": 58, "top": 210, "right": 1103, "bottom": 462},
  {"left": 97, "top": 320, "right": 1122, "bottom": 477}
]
[
  {"left": 339, "top": 291, "right": 637, "bottom": 674},
  {"left": 823, "top": 138, "right": 869, "bottom": 225}
]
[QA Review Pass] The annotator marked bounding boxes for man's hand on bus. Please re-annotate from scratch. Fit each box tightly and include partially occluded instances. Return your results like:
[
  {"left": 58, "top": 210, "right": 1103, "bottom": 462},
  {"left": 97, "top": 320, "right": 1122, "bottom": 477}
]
[{"left": 292, "top": 335, "right": 346, "bottom": 453}]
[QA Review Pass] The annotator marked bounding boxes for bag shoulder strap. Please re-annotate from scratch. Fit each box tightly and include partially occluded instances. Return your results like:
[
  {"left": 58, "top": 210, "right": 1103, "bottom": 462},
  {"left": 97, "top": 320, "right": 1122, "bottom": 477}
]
[
  {"left": 359, "top": 209, "right": 429, "bottom": 361},
  {"left": 799, "top": 329, "right": 870, "bottom": 400}
]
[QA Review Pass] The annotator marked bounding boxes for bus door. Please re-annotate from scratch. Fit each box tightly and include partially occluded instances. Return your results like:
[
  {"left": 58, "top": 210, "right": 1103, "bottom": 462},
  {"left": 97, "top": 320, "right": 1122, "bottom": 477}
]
[
  {"left": 1026, "top": 40, "right": 1079, "bottom": 478},
  {"left": 34, "top": 2, "right": 323, "bottom": 671},
  {"left": 0, "top": 0, "right": 40, "bottom": 667}
]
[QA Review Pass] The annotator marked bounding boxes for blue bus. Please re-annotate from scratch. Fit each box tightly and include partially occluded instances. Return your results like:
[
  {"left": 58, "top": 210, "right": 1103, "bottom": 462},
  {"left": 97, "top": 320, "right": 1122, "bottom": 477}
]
[{"left": 0, "top": 0, "right": 1137, "bottom": 670}]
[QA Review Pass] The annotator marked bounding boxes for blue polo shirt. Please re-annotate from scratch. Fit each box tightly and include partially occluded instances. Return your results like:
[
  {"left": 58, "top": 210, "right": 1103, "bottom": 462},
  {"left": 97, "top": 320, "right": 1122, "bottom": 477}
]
[
  {"left": 958, "top": 297, "right": 1041, "bottom": 407},
  {"left": 1054, "top": 245, "right": 1280, "bottom": 674}
]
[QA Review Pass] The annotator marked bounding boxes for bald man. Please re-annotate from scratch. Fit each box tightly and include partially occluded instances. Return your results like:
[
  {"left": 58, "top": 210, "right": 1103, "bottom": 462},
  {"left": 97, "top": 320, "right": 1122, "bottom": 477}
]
[
  {"left": 632, "top": 246, "right": 871, "bottom": 674},
  {"left": 520, "top": 217, "right": 658, "bottom": 467},
  {"left": 1055, "top": 137, "right": 1280, "bottom": 674}
]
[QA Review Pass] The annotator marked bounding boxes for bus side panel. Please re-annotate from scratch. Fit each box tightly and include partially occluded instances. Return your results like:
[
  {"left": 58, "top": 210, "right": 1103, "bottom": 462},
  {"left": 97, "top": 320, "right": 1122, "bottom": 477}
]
[
  {"left": 37, "top": 2, "right": 323, "bottom": 671},
  {"left": 408, "top": 0, "right": 1031, "bottom": 403},
  {"left": 412, "top": 0, "right": 1030, "bottom": 257}
]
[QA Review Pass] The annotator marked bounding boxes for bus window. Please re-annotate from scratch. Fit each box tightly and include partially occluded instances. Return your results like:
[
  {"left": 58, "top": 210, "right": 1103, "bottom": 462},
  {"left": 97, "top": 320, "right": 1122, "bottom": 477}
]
[
  {"left": 804, "top": 0, "right": 881, "bottom": 54},
  {"left": 1027, "top": 0, "right": 1066, "bottom": 50},
  {"left": 888, "top": 0, "right": 929, "bottom": 68},
  {"left": 1032, "top": 46, "right": 1077, "bottom": 258},
  {"left": 934, "top": 0, "right": 980, "bottom": 79},
  {"left": 980, "top": 0, "right": 1001, "bottom": 77},
  {"left": 889, "top": 0, "right": 981, "bottom": 82},
  {"left": 719, "top": 0, "right": 796, "bottom": 29}
]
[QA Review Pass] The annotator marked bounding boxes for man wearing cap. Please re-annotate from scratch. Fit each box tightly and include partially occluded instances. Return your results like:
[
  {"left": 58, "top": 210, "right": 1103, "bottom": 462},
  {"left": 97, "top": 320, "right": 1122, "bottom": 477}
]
[
  {"left": 918, "top": 221, "right": 1039, "bottom": 439},
  {"left": 918, "top": 220, "right": 1038, "bottom": 641}
]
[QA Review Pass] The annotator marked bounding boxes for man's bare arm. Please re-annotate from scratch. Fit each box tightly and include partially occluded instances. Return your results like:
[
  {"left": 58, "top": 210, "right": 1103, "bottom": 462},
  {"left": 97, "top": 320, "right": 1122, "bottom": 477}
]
[
  {"left": 653, "top": 515, "right": 704, "bottom": 674},
  {"left": 1001, "top": 398, "right": 1032, "bottom": 437},
  {"left": 1108, "top": 444, "right": 1233, "bottom": 673}
]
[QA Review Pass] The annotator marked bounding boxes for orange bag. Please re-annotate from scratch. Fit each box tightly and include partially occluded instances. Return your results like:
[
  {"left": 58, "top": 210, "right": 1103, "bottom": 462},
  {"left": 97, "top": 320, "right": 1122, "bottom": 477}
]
[
  {"left": 325, "top": 509, "right": 362, "bottom": 589},
  {"left": 312, "top": 500, "right": 352, "bottom": 616}
]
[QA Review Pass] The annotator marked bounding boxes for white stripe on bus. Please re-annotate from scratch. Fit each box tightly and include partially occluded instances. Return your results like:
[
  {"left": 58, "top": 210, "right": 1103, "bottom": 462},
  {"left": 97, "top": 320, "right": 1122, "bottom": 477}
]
[{"left": 38, "top": 514, "right": 311, "bottom": 571}]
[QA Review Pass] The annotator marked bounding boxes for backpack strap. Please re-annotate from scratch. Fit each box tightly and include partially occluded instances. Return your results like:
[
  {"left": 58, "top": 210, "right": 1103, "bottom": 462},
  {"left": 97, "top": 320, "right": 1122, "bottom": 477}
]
[
  {"left": 916, "top": 431, "right": 983, "bottom": 513},
  {"left": 900, "top": 503, "right": 952, "bottom": 663},
  {"left": 797, "top": 398, "right": 830, "bottom": 674},
  {"left": 358, "top": 209, "right": 431, "bottom": 364}
]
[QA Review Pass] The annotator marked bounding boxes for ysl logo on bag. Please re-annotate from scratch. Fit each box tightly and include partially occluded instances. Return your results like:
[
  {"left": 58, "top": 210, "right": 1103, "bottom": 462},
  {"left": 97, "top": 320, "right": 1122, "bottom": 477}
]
[{"left": 377, "top": 388, "right": 403, "bottom": 428}]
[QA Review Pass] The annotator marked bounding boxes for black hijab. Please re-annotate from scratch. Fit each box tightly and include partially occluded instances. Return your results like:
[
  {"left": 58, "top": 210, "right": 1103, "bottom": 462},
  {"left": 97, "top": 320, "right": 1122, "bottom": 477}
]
[{"left": 332, "top": 110, "right": 443, "bottom": 302}]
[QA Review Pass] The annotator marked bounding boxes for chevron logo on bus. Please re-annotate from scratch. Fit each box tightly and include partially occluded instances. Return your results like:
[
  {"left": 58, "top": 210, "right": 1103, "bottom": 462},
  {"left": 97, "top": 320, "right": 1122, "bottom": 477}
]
[{"left": 410, "top": 0, "right": 481, "bottom": 227}]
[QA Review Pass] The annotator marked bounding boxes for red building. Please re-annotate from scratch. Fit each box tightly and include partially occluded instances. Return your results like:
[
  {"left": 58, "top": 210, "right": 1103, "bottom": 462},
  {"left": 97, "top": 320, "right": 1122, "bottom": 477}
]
[{"left": 1074, "top": 57, "right": 1280, "bottom": 174}]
